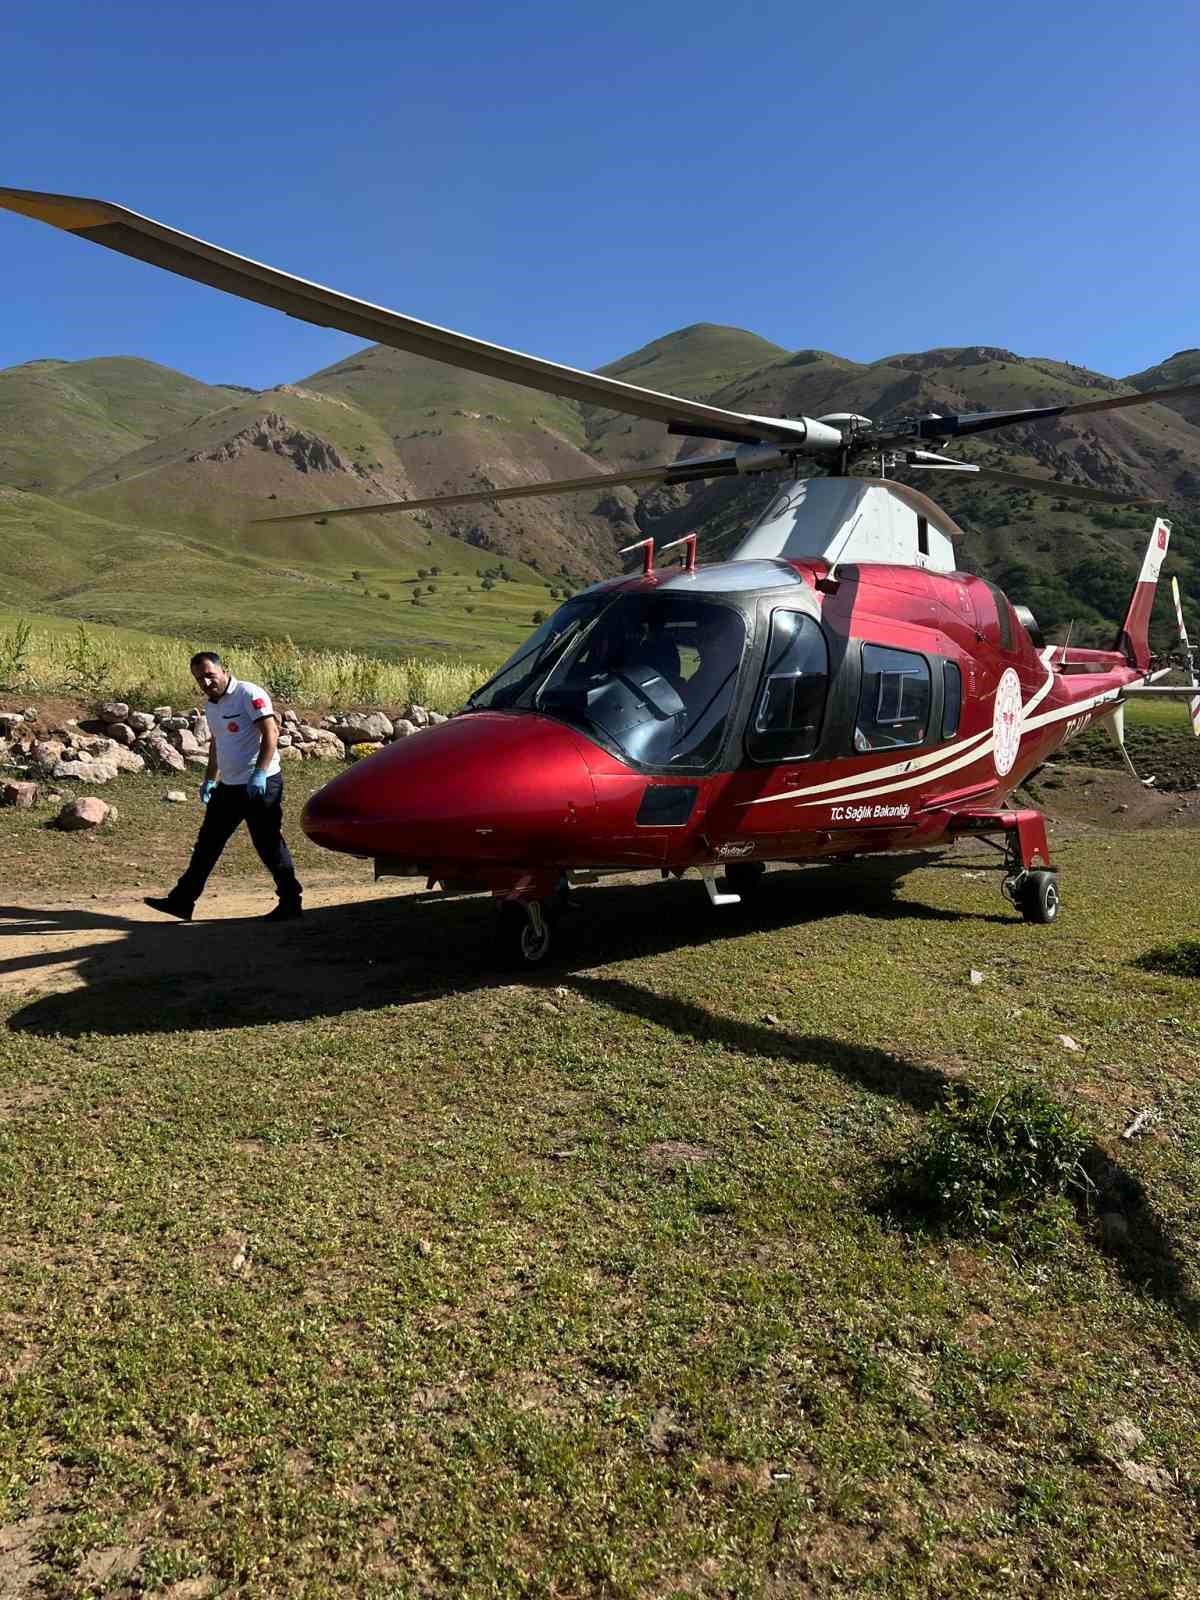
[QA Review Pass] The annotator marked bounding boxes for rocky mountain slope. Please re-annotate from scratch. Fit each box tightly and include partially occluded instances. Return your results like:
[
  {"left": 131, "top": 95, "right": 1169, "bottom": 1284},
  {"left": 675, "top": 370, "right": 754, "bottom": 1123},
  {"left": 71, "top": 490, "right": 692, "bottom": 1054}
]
[{"left": 3, "top": 329, "right": 1200, "bottom": 654}]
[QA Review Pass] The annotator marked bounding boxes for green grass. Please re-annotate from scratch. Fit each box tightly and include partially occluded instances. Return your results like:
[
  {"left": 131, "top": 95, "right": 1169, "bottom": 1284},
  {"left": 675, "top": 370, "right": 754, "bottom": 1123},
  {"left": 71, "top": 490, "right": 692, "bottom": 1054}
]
[
  {"left": 1, "top": 772, "right": 1199, "bottom": 1595},
  {"left": 0, "top": 482, "right": 558, "bottom": 662},
  {"left": 0, "top": 609, "right": 496, "bottom": 712}
]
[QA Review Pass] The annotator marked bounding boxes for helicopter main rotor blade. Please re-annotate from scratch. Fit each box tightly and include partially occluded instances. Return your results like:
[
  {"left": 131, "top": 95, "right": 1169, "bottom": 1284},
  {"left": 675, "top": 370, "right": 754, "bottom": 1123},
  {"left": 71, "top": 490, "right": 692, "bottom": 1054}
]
[
  {"left": 250, "top": 447, "right": 780, "bottom": 525},
  {"left": 0, "top": 186, "right": 843, "bottom": 454},
  {"left": 902, "top": 456, "right": 1160, "bottom": 506},
  {"left": 876, "top": 380, "right": 1200, "bottom": 447}
]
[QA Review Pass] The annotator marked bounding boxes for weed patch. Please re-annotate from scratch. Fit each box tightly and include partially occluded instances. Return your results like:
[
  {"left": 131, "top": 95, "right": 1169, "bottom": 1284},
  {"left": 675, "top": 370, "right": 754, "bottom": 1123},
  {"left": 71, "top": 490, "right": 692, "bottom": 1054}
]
[
  {"left": 1133, "top": 940, "right": 1200, "bottom": 978},
  {"left": 885, "top": 1081, "right": 1092, "bottom": 1255}
]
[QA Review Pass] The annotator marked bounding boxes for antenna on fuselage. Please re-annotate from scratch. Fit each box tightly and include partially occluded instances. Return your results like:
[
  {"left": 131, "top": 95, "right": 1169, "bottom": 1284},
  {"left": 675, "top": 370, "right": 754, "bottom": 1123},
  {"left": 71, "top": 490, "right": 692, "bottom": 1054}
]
[
  {"left": 618, "top": 537, "right": 655, "bottom": 575},
  {"left": 659, "top": 533, "right": 698, "bottom": 574}
]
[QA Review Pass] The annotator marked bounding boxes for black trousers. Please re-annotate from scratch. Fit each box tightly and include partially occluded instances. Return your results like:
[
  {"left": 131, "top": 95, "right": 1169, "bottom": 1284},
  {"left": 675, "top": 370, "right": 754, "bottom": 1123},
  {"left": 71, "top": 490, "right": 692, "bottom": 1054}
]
[{"left": 173, "top": 775, "right": 302, "bottom": 908}]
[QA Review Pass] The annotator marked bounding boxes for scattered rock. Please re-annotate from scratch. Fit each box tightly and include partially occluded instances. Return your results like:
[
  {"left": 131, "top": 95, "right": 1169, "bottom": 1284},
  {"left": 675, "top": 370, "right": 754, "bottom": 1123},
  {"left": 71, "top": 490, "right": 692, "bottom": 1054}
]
[
  {"left": 1, "top": 780, "right": 38, "bottom": 808},
  {"left": 969, "top": 969, "right": 985, "bottom": 985},
  {"left": 98, "top": 700, "right": 130, "bottom": 723},
  {"left": 1056, "top": 1034, "right": 1083, "bottom": 1052},
  {"left": 56, "top": 796, "right": 113, "bottom": 830},
  {"left": 153, "top": 706, "right": 172, "bottom": 719},
  {"left": 168, "top": 727, "right": 201, "bottom": 757},
  {"left": 108, "top": 722, "right": 135, "bottom": 746},
  {"left": 164, "top": 791, "right": 188, "bottom": 804},
  {"left": 128, "top": 711, "right": 156, "bottom": 734},
  {"left": 1118, "top": 1458, "right": 1173, "bottom": 1493},
  {"left": 1099, "top": 1211, "right": 1130, "bottom": 1246},
  {"left": 335, "top": 711, "right": 394, "bottom": 744},
  {"left": 52, "top": 759, "right": 119, "bottom": 785},
  {"left": 644, "top": 1141, "right": 713, "bottom": 1171},
  {"left": 391, "top": 718, "right": 418, "bottom": 739},
  {"left": 1096, "top": 1416, "right": 1144, "bottom": 1461},
  {"left": 0, "top": 712, "right": 24, "bottom": 734},
  {"left": 137, "top": 733, "right": 186, "bottom": 774}
]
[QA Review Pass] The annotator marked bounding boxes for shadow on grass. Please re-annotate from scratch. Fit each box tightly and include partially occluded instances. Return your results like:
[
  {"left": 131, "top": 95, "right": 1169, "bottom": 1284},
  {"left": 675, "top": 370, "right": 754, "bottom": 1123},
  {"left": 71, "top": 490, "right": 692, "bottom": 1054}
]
[
  {"left": 4, "top": 855, "right": 1192, "bottom": 1323},
  {"left": 573, "top": 975, "right": 1200, "bottom": 1331},
  {"left": 0, "top": 852, "right": 1000, "bottom": 1038}
]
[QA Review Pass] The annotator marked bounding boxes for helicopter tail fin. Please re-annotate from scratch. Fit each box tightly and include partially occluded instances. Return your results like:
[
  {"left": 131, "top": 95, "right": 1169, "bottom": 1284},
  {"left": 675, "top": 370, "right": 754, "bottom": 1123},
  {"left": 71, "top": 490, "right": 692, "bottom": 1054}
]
[{"left": 1114, "top": 516, "right": 1171, "bottom": 671}]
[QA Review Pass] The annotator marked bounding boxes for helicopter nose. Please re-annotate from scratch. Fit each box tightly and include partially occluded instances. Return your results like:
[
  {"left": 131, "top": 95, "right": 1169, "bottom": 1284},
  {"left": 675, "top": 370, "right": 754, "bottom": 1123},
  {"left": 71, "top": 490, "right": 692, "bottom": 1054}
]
[{"left": 301, "top": 712, "right": 599, "bottom": 862}]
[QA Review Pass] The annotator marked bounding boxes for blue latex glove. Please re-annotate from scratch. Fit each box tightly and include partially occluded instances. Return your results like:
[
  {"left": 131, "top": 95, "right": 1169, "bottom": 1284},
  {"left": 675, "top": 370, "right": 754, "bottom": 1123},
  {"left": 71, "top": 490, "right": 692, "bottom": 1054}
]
[
  {"left": 247, "top": 769, "right": 268, "bottom": 800},
  {"left": 199, "top": 778, "right": 217, "bottom": 805}
]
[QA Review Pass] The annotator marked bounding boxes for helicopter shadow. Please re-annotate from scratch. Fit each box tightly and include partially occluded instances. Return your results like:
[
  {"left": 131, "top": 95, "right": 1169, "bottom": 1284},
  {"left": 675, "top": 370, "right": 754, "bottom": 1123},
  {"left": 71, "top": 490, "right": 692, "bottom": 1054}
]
[
  {"left": 570, "top": 973, "right": 1200, "bottom": 1330},
  {"left": 2, "top": 852, "right": 1004, "bottom": 1041},
  {"left": 3, "top": 856, "right": 1194, "bottom": 1326}
]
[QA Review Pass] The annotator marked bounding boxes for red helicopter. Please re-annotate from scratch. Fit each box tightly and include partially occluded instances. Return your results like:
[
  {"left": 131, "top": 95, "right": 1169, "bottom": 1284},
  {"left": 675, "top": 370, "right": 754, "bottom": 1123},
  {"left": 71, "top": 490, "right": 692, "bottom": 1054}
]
[{"left": 5, "top": 186, "right": 1200, "bottom": 965}]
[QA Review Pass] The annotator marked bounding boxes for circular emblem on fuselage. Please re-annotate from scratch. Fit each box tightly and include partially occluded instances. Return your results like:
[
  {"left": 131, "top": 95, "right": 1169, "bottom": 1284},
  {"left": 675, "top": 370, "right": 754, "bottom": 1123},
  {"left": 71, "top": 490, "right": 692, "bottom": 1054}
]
[{"left": 992, "top": 668, "right": 1023, "bottom": 777}]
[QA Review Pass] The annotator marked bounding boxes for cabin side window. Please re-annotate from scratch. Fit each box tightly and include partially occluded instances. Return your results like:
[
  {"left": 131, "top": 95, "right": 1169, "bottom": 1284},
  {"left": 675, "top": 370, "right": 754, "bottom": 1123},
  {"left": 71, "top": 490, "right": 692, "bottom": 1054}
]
[
  {"left": 943, "top": 661, "right": 962, "bottom": 738},
  {"left": 855, "top": 645, "right": 930, "bottom": 752},
  {"left": 747, "top": 610, "right": 829, "bottom": 762}
]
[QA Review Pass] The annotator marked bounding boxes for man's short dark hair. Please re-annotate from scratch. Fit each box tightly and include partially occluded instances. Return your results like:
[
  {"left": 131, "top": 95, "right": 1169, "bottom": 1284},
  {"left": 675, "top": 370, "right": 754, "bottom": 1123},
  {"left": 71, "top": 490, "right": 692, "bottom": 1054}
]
[{"left": 190, "top": 651, "right": 222, "bottom": 669}]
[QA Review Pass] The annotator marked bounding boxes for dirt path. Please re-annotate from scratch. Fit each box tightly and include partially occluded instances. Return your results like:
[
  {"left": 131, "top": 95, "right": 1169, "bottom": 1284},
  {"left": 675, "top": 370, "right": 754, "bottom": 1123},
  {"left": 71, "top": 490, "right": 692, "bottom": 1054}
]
[{"left": 0, "top": 873, "right": 417, "bottom": 1004}]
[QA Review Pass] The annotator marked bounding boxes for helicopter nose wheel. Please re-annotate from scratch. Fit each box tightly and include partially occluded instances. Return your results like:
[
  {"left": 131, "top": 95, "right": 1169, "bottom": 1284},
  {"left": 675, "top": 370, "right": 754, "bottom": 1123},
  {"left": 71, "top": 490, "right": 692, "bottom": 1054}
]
[{"left": 495, "top": 884, "right": 570, "bottom": 967}]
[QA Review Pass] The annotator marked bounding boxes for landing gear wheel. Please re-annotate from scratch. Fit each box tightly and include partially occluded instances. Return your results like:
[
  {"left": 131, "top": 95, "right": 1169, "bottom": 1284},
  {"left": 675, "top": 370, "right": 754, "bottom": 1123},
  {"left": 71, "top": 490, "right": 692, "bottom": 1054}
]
[
  {"left": 721, "top": 861, "right": 768, "bottom": 899},
  {"left": 1018, "top": 869, "right": 1060, "bottom": 925},
  {"left": 496, "top": 899, "right": 556, "bottom": 967}
]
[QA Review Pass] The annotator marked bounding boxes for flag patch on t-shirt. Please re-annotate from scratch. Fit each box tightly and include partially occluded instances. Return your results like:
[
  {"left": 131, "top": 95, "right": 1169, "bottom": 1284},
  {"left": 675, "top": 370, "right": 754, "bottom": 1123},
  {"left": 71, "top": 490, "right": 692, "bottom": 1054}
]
[{"left": 252, "top": 697, "right": 266, "bottom": 710}]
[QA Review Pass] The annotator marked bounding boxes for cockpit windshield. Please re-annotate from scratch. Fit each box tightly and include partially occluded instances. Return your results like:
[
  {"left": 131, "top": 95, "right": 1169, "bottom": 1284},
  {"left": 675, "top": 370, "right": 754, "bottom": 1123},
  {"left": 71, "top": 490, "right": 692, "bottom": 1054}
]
[
  {"left": 537, "top": 594, "right": 745, "bottom": 768},
  {"left": 466, "top": 593, "right": 607, "bottom": 712},
  {"left": 467, "top": 590, "right": 746, "bottom": 769}
]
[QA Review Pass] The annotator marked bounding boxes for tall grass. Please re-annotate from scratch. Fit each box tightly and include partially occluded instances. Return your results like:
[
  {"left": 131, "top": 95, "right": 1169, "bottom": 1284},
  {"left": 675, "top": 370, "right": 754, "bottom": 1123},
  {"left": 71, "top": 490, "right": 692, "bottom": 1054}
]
[{"left": 0, "top": 619, "right": 495, "bottom": 715}]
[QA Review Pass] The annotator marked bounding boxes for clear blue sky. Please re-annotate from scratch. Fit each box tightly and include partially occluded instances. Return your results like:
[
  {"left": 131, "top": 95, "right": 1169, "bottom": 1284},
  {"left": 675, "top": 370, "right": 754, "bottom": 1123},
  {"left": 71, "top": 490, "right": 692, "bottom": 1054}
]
[{"left": 2, "top": 0, "right": 1197, "bottom": 391}]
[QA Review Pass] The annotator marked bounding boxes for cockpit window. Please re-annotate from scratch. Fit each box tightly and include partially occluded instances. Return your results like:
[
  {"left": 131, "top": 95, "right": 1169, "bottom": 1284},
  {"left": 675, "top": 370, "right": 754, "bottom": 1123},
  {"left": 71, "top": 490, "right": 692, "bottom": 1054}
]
[
  {"left": 467, "top": 594, "right": 606, "bottom": 711},
  {"left": 854, "top": 644, "right": 930, "bottom": 752},
  {"left": 747, "top": 610, "right": 828, "bottom": 762},
  {"left": 537, "top": 594, "right": 745, "bottom": 769}
]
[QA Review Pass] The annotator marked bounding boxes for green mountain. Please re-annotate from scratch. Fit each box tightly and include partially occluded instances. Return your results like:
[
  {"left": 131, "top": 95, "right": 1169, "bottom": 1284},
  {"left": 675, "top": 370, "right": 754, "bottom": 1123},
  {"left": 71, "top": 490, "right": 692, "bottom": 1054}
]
[
  {"left": 0, "top": 357, "right": 242, "bottom": 493},
  {"left": 4, "top": 331, "right": 1200, "bottom": 659}
]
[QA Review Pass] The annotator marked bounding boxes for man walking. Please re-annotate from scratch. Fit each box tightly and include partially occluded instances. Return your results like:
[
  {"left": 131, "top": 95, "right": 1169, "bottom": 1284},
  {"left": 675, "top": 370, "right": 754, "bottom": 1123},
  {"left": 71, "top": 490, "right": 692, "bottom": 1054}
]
[{"left": 145, "top": 651, "right": 303, "bottom": 922}]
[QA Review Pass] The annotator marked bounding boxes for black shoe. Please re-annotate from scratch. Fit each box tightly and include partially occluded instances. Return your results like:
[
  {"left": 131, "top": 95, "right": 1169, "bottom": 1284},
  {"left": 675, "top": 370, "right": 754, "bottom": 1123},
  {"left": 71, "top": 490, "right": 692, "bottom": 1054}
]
[
  {"left": 144, "top": 895, "right": 193, "bottom": 922},
  {"left": 263, "top": 900, "right": 303, "bottom": 922}
]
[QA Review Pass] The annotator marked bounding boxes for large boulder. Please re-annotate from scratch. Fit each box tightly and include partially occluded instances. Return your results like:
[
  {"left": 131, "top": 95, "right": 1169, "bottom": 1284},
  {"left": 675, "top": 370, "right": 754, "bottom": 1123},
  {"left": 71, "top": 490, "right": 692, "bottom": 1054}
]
[
  {"left": 107, "top": 723, "right": 135, "bottom": 747},
  {"left": 52, "top": 759, "right": 119, "bottom": 785},
  {"left": 168, "top": 727, "right": 201, "bottom": 757},
  {"left": 56, "top": 796, "right": 114, "bottom": 830},
  {"left": 98, "top": 701, "right": 130, "bottom": 724},
  {"left": 136, "top": 733, "right": 186, "bottom": 774},
  {"left": 335, "top": 711, "right": 394, "bottom": 745},
  {"left": 1, "top": 780, "right": 38, "bottom": 808},
  {"left": 391, "top": 719, "right": 418, "bottom": 739},
  {"left": 128, "top": 711, "right": 156, "bottom": 734},
  {"left": 109, "top": 748, "right": 146, "bottom": 774},
  {"left": 161, "top": 716, "right": 191, "bottom": 732},
  {"left": 302, "top": 729, "right": 345, "bottom": 759},
  {"left": 31, "top": 740, "right": 66, "bottom": 772},
  {"left": 407, "top": 704, "right": 431, "bottom": 728}
]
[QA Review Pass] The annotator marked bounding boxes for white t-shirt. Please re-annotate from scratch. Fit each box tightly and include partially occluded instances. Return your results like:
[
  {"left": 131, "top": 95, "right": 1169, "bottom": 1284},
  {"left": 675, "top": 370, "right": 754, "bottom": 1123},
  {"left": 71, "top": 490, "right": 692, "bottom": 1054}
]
[{"left": 205, "top": 677, "right": 281, "bottom": 785}]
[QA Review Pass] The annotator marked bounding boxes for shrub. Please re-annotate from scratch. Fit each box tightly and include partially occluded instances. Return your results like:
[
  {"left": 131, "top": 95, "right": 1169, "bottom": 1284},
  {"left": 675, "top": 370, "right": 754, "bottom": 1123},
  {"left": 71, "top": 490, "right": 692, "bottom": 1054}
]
[
  {"left": 0, "top": 618, "right": 35, "bottom": 690},
  {"left": 888, "top": 1081, "right": 1091, "bottom": 1255},
  {"left": 1133, "top": 940, "right": 1200, "bottom": 978},
  {"left": 253, "top": 636, "right": 305, "bottom": 701},
  {"left": 60, "top": 624, "right": 115, "bottom": 697}
]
